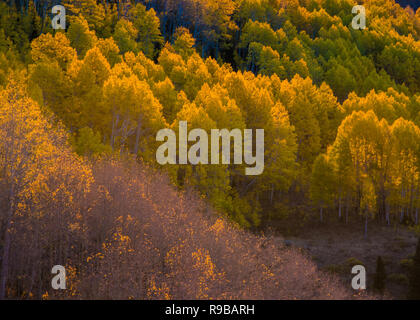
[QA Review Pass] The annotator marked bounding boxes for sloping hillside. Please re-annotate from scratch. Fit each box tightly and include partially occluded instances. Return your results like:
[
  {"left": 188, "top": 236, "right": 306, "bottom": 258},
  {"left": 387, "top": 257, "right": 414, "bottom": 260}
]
[{"left": 0, "top": 82, "right": 361, "bottom": 299}]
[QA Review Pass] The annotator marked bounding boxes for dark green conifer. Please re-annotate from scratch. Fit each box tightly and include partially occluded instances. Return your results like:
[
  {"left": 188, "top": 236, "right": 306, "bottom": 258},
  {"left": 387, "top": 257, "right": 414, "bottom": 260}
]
[
  {"left": 373, "top": 256, "right": 386, "bottom": 294},
  {"left": 408, "top": 238, "right": 420, "bottom": 300}
]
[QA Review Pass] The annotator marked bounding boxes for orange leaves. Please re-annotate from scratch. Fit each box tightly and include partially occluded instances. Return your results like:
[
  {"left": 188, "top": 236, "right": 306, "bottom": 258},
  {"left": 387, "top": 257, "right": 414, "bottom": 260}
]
[
  {"left": 147, "top": 278, "right": 171, "bottom": 300},
  {"left": 192, "top": 249, "right": 216, "bottom": 279},
  {"left": 191, "top": 248, "right": 219, "bottom": 299},
  {"left": 210, "top": 218, "right": 225, "bottom": 235}
]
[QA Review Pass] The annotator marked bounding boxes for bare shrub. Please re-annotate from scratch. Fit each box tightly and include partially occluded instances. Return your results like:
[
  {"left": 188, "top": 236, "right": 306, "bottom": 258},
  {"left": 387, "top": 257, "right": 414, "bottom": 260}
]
[{"left": 69, "top": 159, "right": 358, "bottom": 300}]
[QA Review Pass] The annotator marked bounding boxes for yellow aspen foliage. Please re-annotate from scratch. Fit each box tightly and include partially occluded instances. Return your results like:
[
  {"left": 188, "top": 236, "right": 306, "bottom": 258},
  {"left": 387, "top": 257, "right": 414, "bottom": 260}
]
[
  {"left": 62, "top": 0, "right": 105, "bottom": 33},
  {"left": 96, "top": 37, "right": 121, "bottom": 67},
  {"left": 152, "top": 77, "right": 180, "bottom": 124},
  {"left": 194, "top": 83, "right": 245, "bottom": 130},
  {"left": 127, "top": 4, "right": 163, "bottom": 59},
  {"left": 103, "top": 74, "right": 164, "bottom": 156},
  {"left": 67, "top": 15, "right": 97, "bottom": 58},
  {"left": 30, "top": 32, "right": 76, "bottom": 69},
  {"left": 173, "top": 27, "right": 196, "bottom": 61},
  {"left": 113, "top": 19, "right": 139, "bottom": 55},
  {"left": 110, "top": 61, "right": 133, "bottom": 79}
]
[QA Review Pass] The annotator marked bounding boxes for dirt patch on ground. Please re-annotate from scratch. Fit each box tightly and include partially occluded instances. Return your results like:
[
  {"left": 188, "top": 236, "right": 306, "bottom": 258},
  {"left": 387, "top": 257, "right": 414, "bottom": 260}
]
[{"left": 276, "top": 221, "right": 418, "bottom": 299}]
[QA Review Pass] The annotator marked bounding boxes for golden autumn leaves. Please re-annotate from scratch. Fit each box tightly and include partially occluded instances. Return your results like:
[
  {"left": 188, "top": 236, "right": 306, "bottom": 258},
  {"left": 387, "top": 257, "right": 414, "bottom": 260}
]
[{"left": 0, "top": 0, "right": 420, "bottom": 300}]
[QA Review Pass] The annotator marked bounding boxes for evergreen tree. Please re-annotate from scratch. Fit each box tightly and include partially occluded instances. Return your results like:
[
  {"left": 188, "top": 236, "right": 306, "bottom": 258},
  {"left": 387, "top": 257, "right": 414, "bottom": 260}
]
[
  {"left": 409, "top": 238, "right": 420, "bottom": 299},
  {"left": 373, "top": 256, "right": 386, "bottom": 295}
]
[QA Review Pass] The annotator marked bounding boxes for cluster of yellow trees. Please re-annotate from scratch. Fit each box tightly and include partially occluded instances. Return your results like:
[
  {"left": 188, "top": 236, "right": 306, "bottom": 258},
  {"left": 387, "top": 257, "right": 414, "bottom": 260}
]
[
  {"left": 312, "top": 110, "right": 420, "bottom": 234},
  {"left": 23, "top": 7, "right": 420, "bottom": 231}
]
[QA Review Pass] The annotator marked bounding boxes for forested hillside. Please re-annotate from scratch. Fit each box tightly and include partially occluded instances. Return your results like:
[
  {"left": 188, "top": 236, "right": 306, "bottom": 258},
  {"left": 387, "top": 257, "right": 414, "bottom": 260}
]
[
  {"left": 0, "top": 0, "right": 419, "bottom": 299},
  {"left": 0, "top": 81, "right": 353, "bottom": 299}
]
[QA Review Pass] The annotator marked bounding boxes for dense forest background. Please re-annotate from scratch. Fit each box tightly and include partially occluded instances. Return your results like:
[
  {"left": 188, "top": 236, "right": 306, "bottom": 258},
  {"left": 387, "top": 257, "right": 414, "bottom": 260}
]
[{"left": 0, "top": 0, "right": 419, "bottom": 299}]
